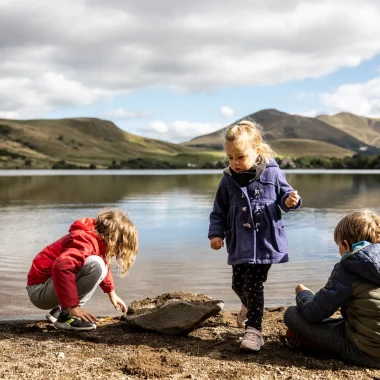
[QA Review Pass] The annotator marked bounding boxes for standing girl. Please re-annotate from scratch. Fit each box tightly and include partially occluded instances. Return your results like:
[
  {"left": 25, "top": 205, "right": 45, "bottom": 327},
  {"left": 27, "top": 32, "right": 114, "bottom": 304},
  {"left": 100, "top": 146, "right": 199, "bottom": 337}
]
[
  {"left": 27, "top": 208, "right": 138, "bottom": 331},
  {"left": 208, "top": 119, "right": 301, "bottom": 352}
]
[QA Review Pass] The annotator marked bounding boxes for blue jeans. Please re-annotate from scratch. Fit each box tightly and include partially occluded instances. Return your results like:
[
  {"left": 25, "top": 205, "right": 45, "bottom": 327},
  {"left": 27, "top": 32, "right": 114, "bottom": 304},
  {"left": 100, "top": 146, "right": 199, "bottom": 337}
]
[{"left": 284, "top": 306, "right": 380, "bottom": 368}]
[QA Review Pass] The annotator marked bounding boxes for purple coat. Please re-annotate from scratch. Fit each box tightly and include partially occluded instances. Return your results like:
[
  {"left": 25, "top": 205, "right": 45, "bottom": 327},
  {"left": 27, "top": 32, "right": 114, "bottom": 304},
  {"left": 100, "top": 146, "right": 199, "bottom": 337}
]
[{"left": 208, "top": 159, "right": 301, "bottom": 265}]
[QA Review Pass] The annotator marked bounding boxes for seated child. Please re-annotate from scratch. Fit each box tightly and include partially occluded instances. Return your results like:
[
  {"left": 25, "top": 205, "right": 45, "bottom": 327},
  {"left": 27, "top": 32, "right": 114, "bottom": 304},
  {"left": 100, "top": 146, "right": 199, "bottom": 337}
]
[
  {"left": 284, "top": 210, "right": 380, "bottom": 368},
  {"left": 26, "top": 208, "right": 138, "bottom": 331}
]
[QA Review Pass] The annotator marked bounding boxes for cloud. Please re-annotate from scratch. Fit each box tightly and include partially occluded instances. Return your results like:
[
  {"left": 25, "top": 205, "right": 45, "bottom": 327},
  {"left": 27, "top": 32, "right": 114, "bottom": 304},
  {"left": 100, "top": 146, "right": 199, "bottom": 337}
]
[
  {"left": 106, "top": 108, "right": 152, "bottom": 120},
  {"left": 319, "top": 77, "right": 380, "bottom": 117},
  {"left": 220, "top": 106, "right": 235, "bottom": 118},
  {"left": 1, "top": 0, "right": 380, "bottom": 117},
  {"left": 0, "top": 72, "right": 113, "bottom": 118},
  {"left": 138, "top": 120, "right": 224, "bottom": 142}
]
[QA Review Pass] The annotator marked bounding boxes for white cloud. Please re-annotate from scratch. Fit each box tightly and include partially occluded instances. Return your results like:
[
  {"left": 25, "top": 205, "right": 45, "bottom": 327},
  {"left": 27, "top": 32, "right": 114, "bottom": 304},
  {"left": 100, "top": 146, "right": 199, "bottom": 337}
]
[
  {"left": 106, "top": 108, "right": 152, "bottom": 120},
  {"left": 319, "top": 77, "right": 380, "bottom": 116},
  {"left": 138, "top": 120, "right": 224, "bottom": 142},
  {"left": 220, "top": 106, "right": 235, "bottom": 118},
  {"left": 148, "top": 121, "right": 169, "bottom": 134},
  {"left": 0, "top": 72, "right": 113, "bottom": 118},
  {"left": 1, "top": 0, "right": 380, "bottom": 117}
]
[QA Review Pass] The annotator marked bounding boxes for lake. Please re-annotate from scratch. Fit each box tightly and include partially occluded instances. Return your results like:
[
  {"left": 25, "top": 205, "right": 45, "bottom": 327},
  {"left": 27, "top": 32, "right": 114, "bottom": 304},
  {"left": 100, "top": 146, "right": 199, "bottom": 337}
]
[{"left": 1, "top": 169, "right": 380, "bottom": 320}]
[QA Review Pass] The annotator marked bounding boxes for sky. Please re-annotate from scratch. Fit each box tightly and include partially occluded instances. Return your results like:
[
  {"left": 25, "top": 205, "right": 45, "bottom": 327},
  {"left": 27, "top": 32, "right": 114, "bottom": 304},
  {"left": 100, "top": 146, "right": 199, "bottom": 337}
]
[{"left": 1, "top": 0, "right": 380, "bottom": 143}]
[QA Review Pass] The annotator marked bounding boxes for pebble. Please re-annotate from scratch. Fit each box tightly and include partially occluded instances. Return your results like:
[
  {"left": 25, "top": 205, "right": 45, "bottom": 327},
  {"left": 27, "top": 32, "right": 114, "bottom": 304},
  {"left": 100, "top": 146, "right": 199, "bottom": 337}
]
[{"left": 57, "top": 352, "right": 65, "bottom": 359}]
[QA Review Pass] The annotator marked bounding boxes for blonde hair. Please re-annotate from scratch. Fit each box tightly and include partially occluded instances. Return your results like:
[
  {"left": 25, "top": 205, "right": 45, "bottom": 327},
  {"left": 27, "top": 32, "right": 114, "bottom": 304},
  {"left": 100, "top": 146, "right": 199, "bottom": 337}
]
[
  {"left": 334, "top": 210, "right": 380, "bottom": 248},
  {"left": 223, "top": 119, "right": 276, "bottom": 165},
  {"left": 95, "top": 208, "right": 138, "bottom": 277}
]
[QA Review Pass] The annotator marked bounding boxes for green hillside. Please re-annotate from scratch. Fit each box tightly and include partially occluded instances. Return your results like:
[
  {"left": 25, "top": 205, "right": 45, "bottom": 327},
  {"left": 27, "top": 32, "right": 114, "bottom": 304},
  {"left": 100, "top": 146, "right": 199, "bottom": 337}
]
[
  {"left": 185, "top": 109, "right": 380, "bottom": 157},
  {"left": 317, "top": 112, "right": 380, "bottom": 148},
  {"left": 0, "top": 118, "right": 223, "bottom": 169}
]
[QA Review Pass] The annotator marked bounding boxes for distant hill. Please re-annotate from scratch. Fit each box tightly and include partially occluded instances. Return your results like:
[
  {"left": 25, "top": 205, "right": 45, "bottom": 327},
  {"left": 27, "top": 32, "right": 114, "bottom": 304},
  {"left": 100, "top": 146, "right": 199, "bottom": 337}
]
[
  {"left": 185, "top": 109, "right": 380, "bottom": 157},
  {"left": 2, "top": 110, "right": 380, "bottom": 169},
  {"left": 0, "top": 118, "right": 223, "bottom": 169},
  {"left": 317, "top": 112, "right": 380, "bottom": 148}
]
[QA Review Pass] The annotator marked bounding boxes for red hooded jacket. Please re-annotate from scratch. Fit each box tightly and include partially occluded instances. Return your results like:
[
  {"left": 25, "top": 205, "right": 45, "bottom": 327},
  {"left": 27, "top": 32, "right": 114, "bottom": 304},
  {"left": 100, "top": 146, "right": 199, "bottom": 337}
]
[{"left": 27, "top": 218, "right": 115, "bottom": 309}]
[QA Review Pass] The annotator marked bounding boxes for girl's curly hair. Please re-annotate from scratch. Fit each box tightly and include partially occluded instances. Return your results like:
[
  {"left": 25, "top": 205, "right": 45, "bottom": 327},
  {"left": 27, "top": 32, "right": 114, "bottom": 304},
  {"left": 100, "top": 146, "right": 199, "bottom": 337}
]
[
  {"left": 95, "top": 208, "right": 138, "bottom": 276},
  {"left": 223, "top": 118, "right": 276, "bottom": 165}
]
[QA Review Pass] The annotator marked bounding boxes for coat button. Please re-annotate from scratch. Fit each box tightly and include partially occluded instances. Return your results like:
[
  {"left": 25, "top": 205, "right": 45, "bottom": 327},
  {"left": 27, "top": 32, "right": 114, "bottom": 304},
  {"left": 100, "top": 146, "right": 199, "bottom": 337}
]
[
  {"left": 241, "top": 193, "right": 245, "bottom": 198},
  {"left": 242, "top": 207, "right": 247, "bottom": 212}
]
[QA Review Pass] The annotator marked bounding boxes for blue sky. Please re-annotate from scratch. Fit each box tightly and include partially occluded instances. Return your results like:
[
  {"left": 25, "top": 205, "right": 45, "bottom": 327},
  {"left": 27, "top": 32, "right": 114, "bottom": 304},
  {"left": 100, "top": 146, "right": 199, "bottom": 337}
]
[{"left": 1, "top": 0, "right": 380, "bottom": 142}]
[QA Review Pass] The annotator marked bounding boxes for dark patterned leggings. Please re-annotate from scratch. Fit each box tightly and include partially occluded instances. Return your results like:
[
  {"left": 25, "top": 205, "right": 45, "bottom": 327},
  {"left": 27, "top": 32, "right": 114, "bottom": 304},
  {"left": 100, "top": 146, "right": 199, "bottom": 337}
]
[{"left": 231, "top": 263, "right": 271, "bottom": 330}]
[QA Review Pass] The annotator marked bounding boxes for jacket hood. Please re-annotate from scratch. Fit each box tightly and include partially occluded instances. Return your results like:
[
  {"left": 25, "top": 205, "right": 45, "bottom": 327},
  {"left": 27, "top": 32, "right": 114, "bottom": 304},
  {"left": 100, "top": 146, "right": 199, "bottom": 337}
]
[
  {"left": 343, "top": 243, "right": 380, "bottom": 286},
  {"left": 69, "top": 218, "right": 96, "bottom": 233},
  {"left": 223, "top": 158, "right": 278, "bottom": 176}
]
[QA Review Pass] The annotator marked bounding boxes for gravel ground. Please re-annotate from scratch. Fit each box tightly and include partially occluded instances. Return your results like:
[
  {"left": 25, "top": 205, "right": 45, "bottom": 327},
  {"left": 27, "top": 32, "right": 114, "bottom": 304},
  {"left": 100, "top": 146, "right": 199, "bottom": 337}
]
[{"left": 0, "top": 308, "right": 379, "bottom": 380}]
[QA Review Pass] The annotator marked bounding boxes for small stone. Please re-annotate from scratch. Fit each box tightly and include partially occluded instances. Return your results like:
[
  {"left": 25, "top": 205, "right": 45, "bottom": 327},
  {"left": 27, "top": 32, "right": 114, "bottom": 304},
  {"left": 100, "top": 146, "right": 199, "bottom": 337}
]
[{"left": 57, "top": 352, "right": 65, "bottom": 359}]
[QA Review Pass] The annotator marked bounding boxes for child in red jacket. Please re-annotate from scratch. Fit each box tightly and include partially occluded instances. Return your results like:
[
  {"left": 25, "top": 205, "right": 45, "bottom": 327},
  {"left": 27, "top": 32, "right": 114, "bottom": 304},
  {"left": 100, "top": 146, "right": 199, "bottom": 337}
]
[{"left": 27, "top": 209, "right": 138, "bottom": 331}]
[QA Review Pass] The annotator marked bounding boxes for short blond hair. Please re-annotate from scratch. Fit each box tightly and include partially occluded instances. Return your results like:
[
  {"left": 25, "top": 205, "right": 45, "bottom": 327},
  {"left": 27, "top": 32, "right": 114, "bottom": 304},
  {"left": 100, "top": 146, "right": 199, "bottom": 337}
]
[
  {"left": 223, "top": 119, "right": 276, "bottom": 165},
  {"left": 334, "top": 210, "right": 380, "bottom": 248},
  {"left": 95, "top": 208, "right": 138, "bottom": 276}
]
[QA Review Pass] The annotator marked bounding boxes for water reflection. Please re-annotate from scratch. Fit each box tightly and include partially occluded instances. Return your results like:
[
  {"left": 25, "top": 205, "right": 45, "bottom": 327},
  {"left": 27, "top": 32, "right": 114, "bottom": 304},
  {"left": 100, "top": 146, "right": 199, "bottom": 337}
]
[{"left": 0, "top": 171, "right": 379, "bottom": 319}]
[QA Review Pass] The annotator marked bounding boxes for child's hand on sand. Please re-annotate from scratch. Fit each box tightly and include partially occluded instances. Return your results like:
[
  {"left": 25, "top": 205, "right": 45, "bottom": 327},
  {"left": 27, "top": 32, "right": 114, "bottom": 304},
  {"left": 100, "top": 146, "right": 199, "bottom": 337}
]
[
  {"left": 68, "top": 306, "right": 97, "bottom": 324},
  {"left": 285, "top": 190, "right": 300, "bottom": 208},
  {"left": 210, "top": 237, "right": 224, "bottom": 250},
  {"left": 108, "top": 290, "right": 127, "bottom": 312},
  {"left": 295, "top": 284, "right": 310, "bottom": 295}
]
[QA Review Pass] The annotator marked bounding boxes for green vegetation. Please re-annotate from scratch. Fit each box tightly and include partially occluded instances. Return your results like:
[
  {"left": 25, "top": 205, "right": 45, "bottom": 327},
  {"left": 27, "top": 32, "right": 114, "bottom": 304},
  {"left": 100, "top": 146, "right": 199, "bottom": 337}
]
[
  {"left": 1, "top": 112, "right": 380, "bottom": 170},
  {"left": 279, "top": 155, "right": 380, "bottom": 169},
  {"left": 0, "top": 149, "right": 25, "bottom": 159}
]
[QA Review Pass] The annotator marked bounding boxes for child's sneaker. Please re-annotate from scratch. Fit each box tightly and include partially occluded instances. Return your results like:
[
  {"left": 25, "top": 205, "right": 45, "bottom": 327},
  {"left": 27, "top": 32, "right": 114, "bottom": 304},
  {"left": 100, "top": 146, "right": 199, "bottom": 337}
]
[
  {"left": 285, "top": 329, "right": 321, "bottom": 350},
  {"left": 46, "top": 306, "right": 61, "bottom": 323},
  {"left": 236, "top": 303, "right": 248, "bottom": 328},
  {"left": 240, "top": 326, "right": 264, "bottom": 353},
  {"left": 54, "top": 309, "right": 96, "bottom": 331}
]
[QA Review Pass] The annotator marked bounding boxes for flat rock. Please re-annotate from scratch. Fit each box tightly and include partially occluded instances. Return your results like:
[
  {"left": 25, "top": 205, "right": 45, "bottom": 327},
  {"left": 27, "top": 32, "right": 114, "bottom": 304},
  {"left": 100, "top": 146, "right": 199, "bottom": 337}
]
[{"left": 122, "top": 292, "right": 224, "bottom": 335}]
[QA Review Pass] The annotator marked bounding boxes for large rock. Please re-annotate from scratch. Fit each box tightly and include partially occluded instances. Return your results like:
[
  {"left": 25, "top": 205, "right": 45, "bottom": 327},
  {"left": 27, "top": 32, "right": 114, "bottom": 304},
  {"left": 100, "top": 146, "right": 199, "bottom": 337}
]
[{"left": 122, "top": 292, "right": 224, "bottom": 335}]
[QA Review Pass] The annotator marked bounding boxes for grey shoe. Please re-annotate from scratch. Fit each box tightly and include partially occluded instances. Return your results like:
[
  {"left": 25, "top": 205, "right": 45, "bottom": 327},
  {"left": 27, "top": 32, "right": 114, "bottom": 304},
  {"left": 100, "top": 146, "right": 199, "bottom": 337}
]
[
  {"left": 54, "top": 309, "right": 96, "bottom": 331},
  {"left": 240, "top": 326, "right": 264, "bottom": 353},
  {"left": 236, "top": 304, "right": 248, "bottom": 328},
  {"left": 46, "top": 306, "right": 61, "bottom": 323}
]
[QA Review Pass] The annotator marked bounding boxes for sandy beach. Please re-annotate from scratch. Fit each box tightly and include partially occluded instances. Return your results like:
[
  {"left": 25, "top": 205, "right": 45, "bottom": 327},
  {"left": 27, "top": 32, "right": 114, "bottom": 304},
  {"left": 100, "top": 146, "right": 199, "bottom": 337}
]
[{"left": 1, "top": 308, "right": 379, "bottom": 380}]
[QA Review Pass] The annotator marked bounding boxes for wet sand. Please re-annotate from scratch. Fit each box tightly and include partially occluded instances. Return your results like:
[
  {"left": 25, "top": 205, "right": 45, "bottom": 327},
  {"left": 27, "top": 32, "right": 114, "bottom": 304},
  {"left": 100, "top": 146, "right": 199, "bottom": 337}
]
[{"left": 1, "top": 308, "right": 379, "bottom": 380}]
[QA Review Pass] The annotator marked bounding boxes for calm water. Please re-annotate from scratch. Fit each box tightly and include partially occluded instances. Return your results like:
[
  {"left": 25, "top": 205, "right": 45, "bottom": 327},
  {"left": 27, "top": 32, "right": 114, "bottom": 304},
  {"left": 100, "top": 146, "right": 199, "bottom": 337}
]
[{"left": 1, "top": 169, "right": 380, "bottom": 320}]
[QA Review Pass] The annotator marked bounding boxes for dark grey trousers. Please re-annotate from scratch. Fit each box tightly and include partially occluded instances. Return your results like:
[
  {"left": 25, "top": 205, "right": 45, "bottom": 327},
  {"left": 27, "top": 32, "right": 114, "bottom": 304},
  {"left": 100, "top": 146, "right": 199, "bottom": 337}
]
[
  {"left": 284, "top": 306, "right": 380, "bottom": 368},
  {"left": 27, "top": 255, "right": 107, "bottom": 310}
]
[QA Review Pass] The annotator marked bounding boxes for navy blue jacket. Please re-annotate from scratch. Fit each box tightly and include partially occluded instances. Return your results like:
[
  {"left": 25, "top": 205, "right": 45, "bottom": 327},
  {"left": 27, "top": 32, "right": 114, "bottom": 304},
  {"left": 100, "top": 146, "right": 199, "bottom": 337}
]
[
  {"left": 296, "top": 242, "right": 380, "bottom": 358},
  {"left": 208, "top": 159, "right": 301, "bottom": 265}
]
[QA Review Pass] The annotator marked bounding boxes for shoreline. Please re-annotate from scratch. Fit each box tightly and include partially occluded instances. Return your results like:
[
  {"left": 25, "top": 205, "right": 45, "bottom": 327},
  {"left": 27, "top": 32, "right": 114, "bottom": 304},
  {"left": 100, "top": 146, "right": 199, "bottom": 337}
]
[{"left": 1, "top": 308, "right": 379, "bottom": 379}]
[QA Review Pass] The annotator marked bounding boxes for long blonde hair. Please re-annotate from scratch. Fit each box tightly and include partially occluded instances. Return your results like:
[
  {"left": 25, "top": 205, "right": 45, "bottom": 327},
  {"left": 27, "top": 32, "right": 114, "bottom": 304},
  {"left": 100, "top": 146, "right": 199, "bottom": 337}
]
[
  {"left": 334, "top": 210, "right": 380, "bottom": 247},
  {"left": 95, "top": 208, "right": 138, "bottom": 276},
  {"left": 223, "top": 119, "right": 276, "bottom": 165}
]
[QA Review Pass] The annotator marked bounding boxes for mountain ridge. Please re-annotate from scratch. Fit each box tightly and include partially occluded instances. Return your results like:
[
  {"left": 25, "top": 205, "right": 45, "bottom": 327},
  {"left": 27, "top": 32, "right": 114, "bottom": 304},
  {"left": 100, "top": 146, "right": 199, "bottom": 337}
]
[{"left": 1, "top": 109, "right": 380, "bottom": 169}]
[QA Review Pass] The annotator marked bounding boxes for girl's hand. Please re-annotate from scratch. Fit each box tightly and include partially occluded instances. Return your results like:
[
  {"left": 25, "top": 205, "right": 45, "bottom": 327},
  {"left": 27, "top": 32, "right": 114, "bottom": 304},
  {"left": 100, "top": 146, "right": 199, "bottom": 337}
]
[
  {"left": 295, "top": 284, "right": 310, "bottom": 295},
  {"left": 210, "top": 237, "right": 224, "bottom": 250},
  {"left": 285, "top": 190, "right": 300, "bottom": 208},
  {"left": 108, "top": 290, "right": 127, "bottom": 312},
  {"left": 68, "top": 306, "right": 97, "bottom": 324}
]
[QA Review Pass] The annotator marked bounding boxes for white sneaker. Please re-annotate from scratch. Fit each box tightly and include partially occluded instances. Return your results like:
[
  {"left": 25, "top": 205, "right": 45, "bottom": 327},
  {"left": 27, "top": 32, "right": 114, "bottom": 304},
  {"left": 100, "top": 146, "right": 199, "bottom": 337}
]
[
  {"left": 236, "top": 304, "right": 248, "bottom": 328},
  {"left": 240, "top": 326, "right": 264, "bottom": 353}
]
